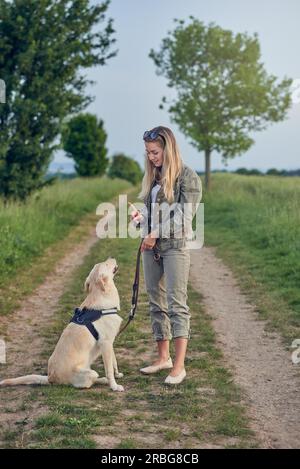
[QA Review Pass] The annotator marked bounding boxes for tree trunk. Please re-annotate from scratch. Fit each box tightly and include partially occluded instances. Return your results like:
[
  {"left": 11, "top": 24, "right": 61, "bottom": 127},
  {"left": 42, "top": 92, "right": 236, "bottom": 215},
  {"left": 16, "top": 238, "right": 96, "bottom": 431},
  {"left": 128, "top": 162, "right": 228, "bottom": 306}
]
[{"left": 205, "top": 149, "right": 211, "bottom": 191}]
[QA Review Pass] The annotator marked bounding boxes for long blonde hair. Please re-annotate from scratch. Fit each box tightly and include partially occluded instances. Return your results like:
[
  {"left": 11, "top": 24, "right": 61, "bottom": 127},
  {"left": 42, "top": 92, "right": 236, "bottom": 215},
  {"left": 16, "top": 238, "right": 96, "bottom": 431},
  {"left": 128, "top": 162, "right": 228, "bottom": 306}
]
[{"left": 138, "top": 126, "right": 183, "bottom": 204}]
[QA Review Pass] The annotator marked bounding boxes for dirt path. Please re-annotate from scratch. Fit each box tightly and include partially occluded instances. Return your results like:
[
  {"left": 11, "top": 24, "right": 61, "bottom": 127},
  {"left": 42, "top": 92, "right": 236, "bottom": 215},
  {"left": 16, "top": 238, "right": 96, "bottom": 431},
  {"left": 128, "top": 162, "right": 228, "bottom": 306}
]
[
  {"left": 189, "top": 245, "right": 300, "bottom": 449},
  {"left": 0, "top": 219, "right": 101, "bottom": 446}
]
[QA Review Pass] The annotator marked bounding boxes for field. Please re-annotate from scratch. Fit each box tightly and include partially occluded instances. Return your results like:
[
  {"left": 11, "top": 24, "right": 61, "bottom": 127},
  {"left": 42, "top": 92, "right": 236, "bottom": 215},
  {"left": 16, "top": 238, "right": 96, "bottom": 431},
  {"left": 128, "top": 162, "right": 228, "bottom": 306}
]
[
  {"left": 0, "top": 176, "right": 131, "bottom": 316},
  {"left": 0, "top": 172, "right": 299, "bottom": 448},
  {"left": 203, "top": 173, "right": 300, "bottom": 341}
]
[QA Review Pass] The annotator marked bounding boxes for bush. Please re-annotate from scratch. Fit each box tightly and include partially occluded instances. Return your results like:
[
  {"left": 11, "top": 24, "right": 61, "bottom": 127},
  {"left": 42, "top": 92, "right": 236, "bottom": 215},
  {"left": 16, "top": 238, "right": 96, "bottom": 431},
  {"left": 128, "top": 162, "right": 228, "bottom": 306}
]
[
  {"left": 62, "top": 114, "right": 109, "bottom": 177},
  {"left": 108, "top": 154, "right": 143, "bottom": 185}
]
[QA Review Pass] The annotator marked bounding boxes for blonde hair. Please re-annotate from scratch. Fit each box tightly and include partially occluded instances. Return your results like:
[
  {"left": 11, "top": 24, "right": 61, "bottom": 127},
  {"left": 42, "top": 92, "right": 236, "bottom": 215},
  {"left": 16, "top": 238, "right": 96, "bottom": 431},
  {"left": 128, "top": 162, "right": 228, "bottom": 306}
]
[{"left": 138, "top": 126, "right": 183, "bottom": 204}]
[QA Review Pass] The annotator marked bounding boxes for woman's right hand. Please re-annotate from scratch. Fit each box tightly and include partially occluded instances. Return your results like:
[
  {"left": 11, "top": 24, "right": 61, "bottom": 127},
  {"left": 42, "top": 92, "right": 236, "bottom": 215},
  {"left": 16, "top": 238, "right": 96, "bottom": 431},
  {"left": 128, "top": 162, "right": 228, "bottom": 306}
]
[
  {"left": 129, "top": 202, "right": 145, "bottom": 224},
  {"left": 131, "top": 210, "right": 143, "bottom": 223}
]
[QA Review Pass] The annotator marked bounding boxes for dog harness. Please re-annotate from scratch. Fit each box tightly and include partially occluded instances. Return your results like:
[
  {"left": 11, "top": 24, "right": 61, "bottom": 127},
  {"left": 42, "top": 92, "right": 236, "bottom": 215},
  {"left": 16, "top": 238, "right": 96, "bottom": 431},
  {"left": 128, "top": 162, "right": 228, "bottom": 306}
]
[{"left": 70, "top": 307, "right": 118, "bottom": 341}]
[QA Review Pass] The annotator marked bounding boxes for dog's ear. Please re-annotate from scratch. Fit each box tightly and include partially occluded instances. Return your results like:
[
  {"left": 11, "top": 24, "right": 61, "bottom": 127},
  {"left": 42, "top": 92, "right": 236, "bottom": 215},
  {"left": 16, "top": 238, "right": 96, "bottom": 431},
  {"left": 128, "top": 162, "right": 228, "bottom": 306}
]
[
  {"left": 84, "top": 264, "right": 99, "bottom": 292},
  {"left": 98, "top": 273, "right": 109, "bottom": 292},
  {"left": 84, "top": 276, "right": 90, "bottom": 292}
]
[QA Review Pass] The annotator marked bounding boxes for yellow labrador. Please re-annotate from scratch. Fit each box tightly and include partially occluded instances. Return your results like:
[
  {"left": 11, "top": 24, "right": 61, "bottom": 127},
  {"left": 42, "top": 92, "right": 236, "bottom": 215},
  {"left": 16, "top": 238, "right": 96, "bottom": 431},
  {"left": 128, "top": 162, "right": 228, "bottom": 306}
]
[{"left": 0, "top": 258, "right": 124, "bottom": 392}]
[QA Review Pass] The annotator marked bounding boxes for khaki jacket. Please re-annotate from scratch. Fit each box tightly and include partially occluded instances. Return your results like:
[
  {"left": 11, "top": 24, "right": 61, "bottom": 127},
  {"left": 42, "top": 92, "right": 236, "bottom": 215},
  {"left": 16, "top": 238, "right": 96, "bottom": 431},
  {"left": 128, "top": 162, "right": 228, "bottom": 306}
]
[{"left": 138, "top": 164, "right": 202, "bottom": 251}]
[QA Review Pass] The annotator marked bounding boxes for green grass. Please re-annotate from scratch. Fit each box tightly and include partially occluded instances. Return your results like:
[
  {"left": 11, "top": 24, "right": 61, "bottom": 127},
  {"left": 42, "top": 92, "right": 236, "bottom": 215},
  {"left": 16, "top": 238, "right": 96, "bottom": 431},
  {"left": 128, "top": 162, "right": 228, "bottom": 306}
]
[
  {"left": 3, "top": 171, "right": 297, "bottom": 448},
  {"left": 0, "top": 175, "right": 131, "bottom": 287},
  {"left": 203, "top": 173, "right": 300, "bottom": 342},
  {"left": 1, "top": 219, "right": 258, "bottom": 449},
  {"left": 0, "top": 175, "right": 132, "bottom": 319},
  {"left": 117, "top": 438, "right": 139, "bottom": 449},
  {"left": 1, "top": 170, "right": 298, "bottom": 449}
]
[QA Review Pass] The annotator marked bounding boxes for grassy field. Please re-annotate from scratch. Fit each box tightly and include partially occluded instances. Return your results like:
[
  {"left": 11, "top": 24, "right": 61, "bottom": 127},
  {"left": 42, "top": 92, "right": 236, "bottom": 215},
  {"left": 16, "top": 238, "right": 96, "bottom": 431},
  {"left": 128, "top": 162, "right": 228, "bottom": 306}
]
[
  {"left": 1, "top": 231, "right": 257, "bottom": 449},
  {"left": 1, "top": 172, "right": 299, "bottom": 448},
  {"left": 0, "top": 176, "right": 132, "bottom": 317},
  {"left": 203, "top": 173, "right": 300, "bottom": 342}
]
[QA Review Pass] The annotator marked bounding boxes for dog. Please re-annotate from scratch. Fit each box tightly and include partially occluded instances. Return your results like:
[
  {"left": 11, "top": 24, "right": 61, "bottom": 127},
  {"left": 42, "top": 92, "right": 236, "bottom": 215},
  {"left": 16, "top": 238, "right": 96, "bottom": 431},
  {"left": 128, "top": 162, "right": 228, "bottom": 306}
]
[{"left": 0, "top": 257, "right": 124, "bottom": 392}]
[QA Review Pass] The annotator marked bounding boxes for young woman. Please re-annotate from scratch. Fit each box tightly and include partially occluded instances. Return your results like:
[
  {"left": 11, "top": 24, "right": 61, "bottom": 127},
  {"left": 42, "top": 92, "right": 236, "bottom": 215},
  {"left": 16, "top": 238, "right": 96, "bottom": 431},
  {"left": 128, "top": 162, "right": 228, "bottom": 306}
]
[{"left": 131, "top": 126, "right": 202, "bottom": 385}]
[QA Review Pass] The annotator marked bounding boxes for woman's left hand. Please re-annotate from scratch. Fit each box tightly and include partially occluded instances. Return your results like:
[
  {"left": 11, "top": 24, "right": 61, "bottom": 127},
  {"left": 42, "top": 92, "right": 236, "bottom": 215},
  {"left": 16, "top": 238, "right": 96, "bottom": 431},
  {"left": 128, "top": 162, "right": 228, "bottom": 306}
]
[{"left": 141, "top": 231, "right": 158, "bottom": 252}]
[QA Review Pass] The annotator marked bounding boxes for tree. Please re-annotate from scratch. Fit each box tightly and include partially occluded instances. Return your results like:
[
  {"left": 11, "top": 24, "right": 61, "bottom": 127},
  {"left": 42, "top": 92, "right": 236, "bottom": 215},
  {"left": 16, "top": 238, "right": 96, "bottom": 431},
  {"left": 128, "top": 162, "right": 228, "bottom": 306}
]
[
  {"left": 266, "top": 168, "right": 282, "bottom": 176},
  {"left": 149, "top": 17, "right": 292, "bottom": 190},
  {"left": 108, "top": 154, "right": 143, "bottom": 185},
  {"left": 0, "top": 0, "right": 117, "bottom": 200},
  {"left": 62, "top": 113, "right": 109, "bottom": 177},
  {"left": 235, "top": 167, "right": 262, "bottom": 176},
  {"left": 235, "top": 167, "right": 250, "bottom": 175}
]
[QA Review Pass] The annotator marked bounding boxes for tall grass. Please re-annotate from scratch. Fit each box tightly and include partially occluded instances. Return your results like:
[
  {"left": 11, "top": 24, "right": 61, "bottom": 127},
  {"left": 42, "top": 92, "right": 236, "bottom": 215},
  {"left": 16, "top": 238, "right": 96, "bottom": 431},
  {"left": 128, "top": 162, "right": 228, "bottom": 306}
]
[
  {"left": 203, "top": 173, "right": 300, "bottom": 339},
  {"left": 0, "top": 176, "right": 131, "bottom": 286}
]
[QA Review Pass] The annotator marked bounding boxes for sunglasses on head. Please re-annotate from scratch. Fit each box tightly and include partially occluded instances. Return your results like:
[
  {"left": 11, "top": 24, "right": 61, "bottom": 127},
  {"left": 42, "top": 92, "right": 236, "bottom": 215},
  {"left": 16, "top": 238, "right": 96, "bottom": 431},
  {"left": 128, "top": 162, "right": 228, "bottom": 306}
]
[{"left": 143, "top": 128, "right": 166, "bottom": 144}]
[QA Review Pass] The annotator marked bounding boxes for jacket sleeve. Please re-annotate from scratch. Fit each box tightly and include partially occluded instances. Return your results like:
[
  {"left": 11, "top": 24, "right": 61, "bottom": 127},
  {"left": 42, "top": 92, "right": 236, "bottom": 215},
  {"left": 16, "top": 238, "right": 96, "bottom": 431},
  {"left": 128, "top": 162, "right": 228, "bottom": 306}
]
[{"left": 158, "top": 169, "right": 202, "bottom": 239}]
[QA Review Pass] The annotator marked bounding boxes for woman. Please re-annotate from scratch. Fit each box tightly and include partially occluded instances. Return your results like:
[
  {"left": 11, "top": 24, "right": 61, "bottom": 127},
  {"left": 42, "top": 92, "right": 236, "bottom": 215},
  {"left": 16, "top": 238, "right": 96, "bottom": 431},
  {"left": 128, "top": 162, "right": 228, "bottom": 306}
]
[{"left": 131, "top": 126, "right": 202, "bottom": 385}]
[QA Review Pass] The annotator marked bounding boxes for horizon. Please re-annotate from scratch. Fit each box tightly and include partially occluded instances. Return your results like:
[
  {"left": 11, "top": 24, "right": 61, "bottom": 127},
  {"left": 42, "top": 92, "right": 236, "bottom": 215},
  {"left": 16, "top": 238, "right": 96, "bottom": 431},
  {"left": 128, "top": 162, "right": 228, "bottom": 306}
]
[{"left": 48, "top": 161, "right": 300, "bottom": 175}]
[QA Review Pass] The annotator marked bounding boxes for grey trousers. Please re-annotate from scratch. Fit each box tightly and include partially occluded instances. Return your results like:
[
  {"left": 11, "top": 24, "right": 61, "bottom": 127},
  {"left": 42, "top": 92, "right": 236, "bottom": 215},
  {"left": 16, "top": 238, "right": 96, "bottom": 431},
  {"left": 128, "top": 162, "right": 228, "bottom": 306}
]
[{"left": 142, "top": 245, "right": 191, "bottom": 341}]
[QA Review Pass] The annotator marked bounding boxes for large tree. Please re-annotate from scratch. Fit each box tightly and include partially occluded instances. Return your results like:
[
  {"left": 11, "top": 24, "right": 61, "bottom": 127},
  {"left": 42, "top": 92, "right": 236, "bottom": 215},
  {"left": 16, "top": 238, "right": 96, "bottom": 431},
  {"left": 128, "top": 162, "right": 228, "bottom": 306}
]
[
  {"left": 149, "top": 16, "right": 292, "bottom": 190},
  {"left": 62, "top": 113, "right": 109, "bottom": 177},
  {"left": 0, "top": 0, "right": 117, "bottom": 200}
]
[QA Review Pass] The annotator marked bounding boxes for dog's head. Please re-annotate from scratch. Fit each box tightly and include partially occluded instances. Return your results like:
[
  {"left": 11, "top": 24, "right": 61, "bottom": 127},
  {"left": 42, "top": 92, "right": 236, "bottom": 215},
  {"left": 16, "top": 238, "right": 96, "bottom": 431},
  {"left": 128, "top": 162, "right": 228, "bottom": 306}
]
[{"left": 84, "top": 257, "right": 119, "bottom": 293}]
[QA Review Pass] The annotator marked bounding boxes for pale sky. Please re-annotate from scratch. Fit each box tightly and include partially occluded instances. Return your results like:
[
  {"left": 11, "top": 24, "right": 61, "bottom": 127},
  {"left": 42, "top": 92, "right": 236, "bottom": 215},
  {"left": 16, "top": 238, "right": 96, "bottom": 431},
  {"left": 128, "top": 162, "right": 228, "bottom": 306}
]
[{"left": 51, "top": 0, "right": 300, "bottom": 173}]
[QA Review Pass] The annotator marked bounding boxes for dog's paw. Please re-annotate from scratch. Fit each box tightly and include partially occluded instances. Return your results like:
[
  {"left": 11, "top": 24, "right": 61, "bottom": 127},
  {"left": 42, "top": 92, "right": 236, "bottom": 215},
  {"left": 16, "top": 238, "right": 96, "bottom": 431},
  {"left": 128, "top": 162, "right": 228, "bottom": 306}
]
[
  {"left": 111, "top": 384, "right": 124, "bottom": 392},
  {"left": 96, "top": 377, "right": 108, "bottom": 384},
  {"left": 115, "top": 372, "right": 124, "bottom": 378}
]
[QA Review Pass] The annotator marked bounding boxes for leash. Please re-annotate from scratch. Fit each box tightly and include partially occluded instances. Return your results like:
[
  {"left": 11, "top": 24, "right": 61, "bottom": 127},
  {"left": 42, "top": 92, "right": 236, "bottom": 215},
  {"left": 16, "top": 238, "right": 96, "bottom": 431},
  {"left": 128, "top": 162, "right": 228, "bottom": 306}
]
[{"left": 117, "top": 238, "right": 161, "bottom": 337}]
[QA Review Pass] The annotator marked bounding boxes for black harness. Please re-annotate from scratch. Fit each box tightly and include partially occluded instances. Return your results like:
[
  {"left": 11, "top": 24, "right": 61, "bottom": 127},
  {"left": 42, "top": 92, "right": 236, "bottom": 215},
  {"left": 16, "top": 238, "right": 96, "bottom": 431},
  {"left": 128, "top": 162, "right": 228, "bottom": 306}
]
[
  {"left": 70, "top": 307, "right": 118, "bottom": 341},
  {"left": 70, "top": 239, "right": 159, "bottom": 340}
]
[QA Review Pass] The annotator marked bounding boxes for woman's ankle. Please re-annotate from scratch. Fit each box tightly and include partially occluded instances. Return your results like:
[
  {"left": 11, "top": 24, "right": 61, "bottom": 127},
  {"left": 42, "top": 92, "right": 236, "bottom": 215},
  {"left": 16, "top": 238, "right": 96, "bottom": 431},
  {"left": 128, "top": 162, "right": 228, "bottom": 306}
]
[
  {"left": 154, "top": 355, "right": 170, "bottom": 364},
  {"left": 169, "top": 366, "right": 185, "bottom": 377},
  {"left": 160, "top": 355, "right": 170, "bottom": 362},
  {"left": 156, "top": 343, "right": 170, "bottom": 363}
]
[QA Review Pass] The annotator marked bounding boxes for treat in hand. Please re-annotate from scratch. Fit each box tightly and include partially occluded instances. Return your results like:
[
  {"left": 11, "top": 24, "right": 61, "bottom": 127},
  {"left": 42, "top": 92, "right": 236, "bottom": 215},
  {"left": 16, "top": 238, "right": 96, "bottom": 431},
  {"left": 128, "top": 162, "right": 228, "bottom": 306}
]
[{"left": 128, "top": 202, "right": 143, "bottom": 223}]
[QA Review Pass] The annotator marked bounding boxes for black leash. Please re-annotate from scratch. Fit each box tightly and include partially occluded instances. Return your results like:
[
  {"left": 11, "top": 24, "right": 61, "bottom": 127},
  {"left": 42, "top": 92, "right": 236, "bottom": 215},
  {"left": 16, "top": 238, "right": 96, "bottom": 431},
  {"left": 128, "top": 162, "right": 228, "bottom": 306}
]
[
  {"left": 117, "top": 238, "right": 161, "bottom": 337},
  {"left": 117, "top": 239, "right": 143, "bottom": 337}
]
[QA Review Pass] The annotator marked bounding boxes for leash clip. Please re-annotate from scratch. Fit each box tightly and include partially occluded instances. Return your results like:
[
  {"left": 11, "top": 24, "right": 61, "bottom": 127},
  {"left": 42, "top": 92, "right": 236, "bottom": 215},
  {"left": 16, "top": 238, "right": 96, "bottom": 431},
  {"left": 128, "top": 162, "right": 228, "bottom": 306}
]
[
  {"left": 153, "top": 239, "right": 161, "bottom": 262},
  {"left": 153, "top": 251, "right": 160, "bottom": 261},
  {"left": 129, "top": 305, "right": 135, "bottom": 319}
]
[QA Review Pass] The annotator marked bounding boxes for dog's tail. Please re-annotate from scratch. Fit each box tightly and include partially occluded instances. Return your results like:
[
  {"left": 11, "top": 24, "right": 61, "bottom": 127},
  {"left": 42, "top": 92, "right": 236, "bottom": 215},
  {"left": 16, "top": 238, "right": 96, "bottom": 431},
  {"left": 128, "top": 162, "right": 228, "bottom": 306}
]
[{"left": 0, "top": 374, "right": 49, "bottom": 386}]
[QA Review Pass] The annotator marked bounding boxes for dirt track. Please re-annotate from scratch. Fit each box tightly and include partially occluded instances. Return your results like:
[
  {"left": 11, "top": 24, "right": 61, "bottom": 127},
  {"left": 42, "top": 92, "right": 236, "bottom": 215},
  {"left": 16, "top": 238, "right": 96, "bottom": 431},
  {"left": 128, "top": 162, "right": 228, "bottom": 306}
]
[{"left": 189, "top": 245, "right": 300, "bottom": 449}]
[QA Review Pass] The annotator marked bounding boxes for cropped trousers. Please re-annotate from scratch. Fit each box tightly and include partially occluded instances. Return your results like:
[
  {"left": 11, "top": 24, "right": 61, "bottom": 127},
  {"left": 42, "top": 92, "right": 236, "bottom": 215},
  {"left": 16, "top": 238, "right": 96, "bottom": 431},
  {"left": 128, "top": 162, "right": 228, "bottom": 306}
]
[{"left": 142, "top": 244, "right": 191, "bottom": 341}]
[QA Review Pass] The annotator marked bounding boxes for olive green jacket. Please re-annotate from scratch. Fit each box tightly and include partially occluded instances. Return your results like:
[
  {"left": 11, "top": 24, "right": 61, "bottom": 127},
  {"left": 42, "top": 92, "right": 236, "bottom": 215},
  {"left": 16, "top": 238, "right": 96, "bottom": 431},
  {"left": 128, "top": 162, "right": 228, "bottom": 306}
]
[{"left": 137, "top": 164, "right": 202, "bottom": 251}]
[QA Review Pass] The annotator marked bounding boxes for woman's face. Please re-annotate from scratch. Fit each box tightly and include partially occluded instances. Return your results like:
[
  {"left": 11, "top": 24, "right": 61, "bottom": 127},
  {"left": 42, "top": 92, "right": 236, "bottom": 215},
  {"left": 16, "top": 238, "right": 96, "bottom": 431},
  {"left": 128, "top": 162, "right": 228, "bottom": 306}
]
[{"left": 145, "top": 141, "right": 164, "bottom": 168}]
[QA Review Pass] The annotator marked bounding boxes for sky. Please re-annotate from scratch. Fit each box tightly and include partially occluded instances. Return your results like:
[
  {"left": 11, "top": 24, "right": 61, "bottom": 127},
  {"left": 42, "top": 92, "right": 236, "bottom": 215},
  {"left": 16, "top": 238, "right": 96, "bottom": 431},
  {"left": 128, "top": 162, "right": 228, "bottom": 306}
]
[{"left": 50, "top": 0, "right": 300, "bottom": 173}]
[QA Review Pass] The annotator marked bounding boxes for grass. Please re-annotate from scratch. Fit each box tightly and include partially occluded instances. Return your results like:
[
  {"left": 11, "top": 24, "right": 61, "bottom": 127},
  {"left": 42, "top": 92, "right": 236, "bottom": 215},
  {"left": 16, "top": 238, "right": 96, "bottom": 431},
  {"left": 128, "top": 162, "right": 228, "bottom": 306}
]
[
  {"left": 0, "top": 175, "right": 131, "bottom": 287},
  {"left": 2, "top": 171, "right": 298, "bottom": 448},
  {"left": 4, "top": 174, "right": 289, "bottom": 448},
  {"left": 0, "top": 175, "right": 132, "bottom": 319},
  {"left": 0, "top": 207, "right": 258, "bottom": 448},
  {"left": 203, "top": 173, "right": 300, "bottom": 343}
]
